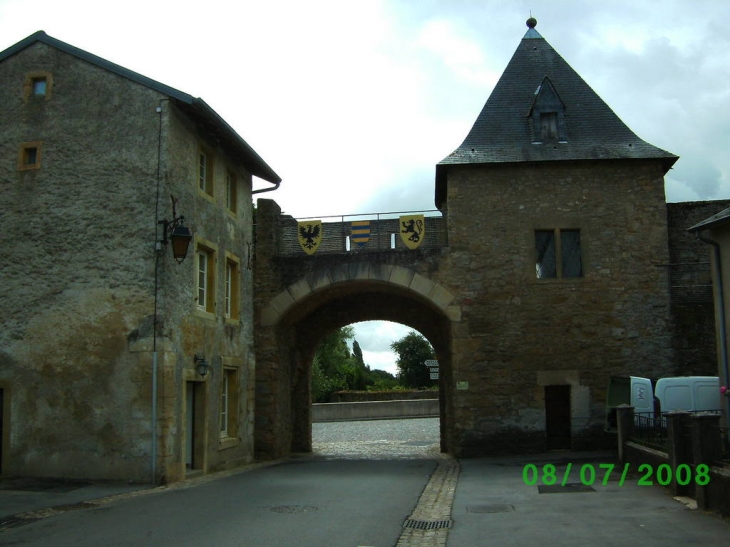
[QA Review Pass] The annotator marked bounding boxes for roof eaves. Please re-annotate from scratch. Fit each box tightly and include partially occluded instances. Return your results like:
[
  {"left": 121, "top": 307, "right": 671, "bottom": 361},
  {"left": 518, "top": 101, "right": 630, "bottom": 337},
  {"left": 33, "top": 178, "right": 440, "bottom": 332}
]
[
  {"left": 1, "top": 30, "right": 194, "bottom": 103},
  {"left": 2, "top": 31, "right": 282, "bottom": 185},
  {"left": 688, "top": 206, "right": 730, "bottom": 232},
  {"left": 188, "top": 98, "right": 282, "bottom": 184}
]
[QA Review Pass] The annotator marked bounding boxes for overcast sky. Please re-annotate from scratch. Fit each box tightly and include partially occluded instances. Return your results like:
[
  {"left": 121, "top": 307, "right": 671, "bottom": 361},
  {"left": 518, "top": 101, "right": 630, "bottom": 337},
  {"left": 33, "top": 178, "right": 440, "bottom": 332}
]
[{"left": 3, "top": 0, "right": 729, "bottom": 374}]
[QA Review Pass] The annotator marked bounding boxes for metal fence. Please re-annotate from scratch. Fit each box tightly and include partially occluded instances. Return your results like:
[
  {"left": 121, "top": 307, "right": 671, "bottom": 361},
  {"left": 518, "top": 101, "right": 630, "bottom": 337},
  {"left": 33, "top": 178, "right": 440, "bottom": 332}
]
[
  {"left": 276, "top": 210, "right": 447, "bottom": 256},
  {"left": 630, "top": 411, "right": 726, "bottom": 455},
  {"left": 721, "top": 427, "right": 730, "bottom": 463},
  {"left": 631, "top": 412, "right": 669, "bottom": 450}
]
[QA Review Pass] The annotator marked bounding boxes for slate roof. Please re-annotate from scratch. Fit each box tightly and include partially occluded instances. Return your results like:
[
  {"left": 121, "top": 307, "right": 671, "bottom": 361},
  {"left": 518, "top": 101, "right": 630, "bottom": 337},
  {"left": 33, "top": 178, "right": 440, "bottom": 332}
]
[
  {"left": 0, "top": 31, "right": 281, "bottom": 184},
  {"left": 687, "top": 207, "right": 730, "bottom": 232},
  {"left": 435, "top": 21, "right": 678, "bottom": 208}
]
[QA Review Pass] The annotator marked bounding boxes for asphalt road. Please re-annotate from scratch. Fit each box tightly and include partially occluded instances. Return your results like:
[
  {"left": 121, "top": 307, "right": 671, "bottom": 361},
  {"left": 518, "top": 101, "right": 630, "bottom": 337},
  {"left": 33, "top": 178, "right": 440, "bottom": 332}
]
[
  {"left": 2, "top": 457, "right": 436, "bottom": 547},
  {"left": 1, "top": 419, "right": 441, "bottom": 547}
]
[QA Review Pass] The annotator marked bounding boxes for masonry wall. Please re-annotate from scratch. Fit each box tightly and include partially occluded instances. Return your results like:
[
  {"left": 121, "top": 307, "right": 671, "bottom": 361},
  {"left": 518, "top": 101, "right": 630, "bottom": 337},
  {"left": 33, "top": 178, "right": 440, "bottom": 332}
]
[
  {"left": 440, "top": 159, "right": 674, "bottom": 455},
  {"left": 155, "top": 102, "right": 257, "bottom": 481},
  {"left": 666, "top": 200, "right": 730, "bottom": 376},
  {"left": 0, "top": 44, "right": 258, "bottom": 482},
  {"left": 0, "top": 43, "right": 164, "bottom": 479},
  {"left": 253, "top": 198, "right": 455, "bottom": 459}
]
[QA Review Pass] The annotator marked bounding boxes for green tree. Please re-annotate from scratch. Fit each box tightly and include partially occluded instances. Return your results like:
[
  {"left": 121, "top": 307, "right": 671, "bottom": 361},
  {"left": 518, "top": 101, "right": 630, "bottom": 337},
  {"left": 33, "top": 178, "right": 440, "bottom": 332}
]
[
  {"left": 367, "top": 368, "right": 399, "bottom": 391},
  {"left": 391, "top": 331, "right": 436, "bottom": 389},
  {"left": 311, "top": 326, "right": 366, "bottom": 401}
]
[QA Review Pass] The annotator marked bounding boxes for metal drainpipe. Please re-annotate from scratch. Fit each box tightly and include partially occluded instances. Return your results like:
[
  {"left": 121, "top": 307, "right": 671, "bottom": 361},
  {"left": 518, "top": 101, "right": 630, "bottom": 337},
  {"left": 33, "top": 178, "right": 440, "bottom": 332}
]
[
  {"left": 252, "top": 181, "right": 280, "bottom": 194},
  {"left": 150, "top": 100, "right": 168, "bottom": 486},
  {"left": 697, "top": 230, "right": 730, "bottom": 429}
]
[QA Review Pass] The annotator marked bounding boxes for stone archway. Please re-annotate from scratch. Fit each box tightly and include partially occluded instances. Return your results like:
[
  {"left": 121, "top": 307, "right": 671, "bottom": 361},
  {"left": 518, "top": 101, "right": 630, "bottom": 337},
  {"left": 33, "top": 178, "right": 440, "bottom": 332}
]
[{"left": 254, "top": 263, "right": 458, "bottom": 461}]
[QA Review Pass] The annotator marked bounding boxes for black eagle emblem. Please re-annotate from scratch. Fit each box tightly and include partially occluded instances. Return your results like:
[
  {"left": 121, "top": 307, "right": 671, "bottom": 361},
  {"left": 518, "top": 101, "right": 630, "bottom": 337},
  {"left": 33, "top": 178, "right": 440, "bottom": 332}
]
[{"left": 299, "top": 223, "right": 321, "bottom": 250}]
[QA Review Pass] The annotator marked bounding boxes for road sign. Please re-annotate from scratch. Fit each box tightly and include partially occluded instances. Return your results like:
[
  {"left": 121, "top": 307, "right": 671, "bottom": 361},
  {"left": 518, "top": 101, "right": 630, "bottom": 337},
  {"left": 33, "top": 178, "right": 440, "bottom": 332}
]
[
  {"left": 430, "top": 372, "right": 439, "bottom": 380},
  {"left": 424, "top": 359, "right": 439, "bottom": 368}
]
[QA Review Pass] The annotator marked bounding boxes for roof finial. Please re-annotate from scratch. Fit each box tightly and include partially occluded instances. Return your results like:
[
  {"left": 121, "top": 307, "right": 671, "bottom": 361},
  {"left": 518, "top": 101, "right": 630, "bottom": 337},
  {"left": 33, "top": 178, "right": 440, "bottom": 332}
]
[{"left": 526, "top": 15, "right": 537, "bottom": 29}]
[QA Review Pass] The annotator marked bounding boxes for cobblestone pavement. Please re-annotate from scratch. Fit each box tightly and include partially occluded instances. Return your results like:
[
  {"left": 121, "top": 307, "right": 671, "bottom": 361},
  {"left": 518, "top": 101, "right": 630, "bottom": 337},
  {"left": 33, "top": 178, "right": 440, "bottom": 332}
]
[
  {"left": 312, "top": 417, "right": 441, "bottom": 459},
  {"left": 313, "top": 418, "right": 460, "bottom": 547}
]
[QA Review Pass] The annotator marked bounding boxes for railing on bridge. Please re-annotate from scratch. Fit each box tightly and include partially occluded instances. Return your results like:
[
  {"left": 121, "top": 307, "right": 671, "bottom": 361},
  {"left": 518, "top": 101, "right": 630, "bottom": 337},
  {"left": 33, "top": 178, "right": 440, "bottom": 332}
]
[{"left": 276, "top": 210, "right": 447, "bottom": 256}]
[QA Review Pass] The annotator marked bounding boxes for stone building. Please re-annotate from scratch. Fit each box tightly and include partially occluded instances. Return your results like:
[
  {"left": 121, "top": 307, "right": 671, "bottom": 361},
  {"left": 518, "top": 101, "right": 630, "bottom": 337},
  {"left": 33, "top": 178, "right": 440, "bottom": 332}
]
[
  {"left": 435, "top": 18, "right": 679, "bottom": 453},
  {"left": 252, "top": 18, "right": 712, "bottom": 460},
  {"left": 0, "top": 31, "right": 280, "bottom": 482}
]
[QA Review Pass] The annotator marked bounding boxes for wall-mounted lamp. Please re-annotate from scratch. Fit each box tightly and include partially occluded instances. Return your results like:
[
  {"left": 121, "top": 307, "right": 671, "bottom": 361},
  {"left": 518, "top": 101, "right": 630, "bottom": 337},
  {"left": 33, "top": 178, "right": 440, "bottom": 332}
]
[
  {"left": 159, "top": 216, "right": 193, "bottom": 263},
  {"left": 194, "top": 354, "right": 210, "bottom": 377}
]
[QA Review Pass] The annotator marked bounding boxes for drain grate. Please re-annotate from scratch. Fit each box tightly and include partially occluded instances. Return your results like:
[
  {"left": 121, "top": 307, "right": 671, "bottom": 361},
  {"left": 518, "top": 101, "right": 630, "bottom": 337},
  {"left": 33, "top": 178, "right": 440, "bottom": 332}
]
[
  {"left": 0, "top": 515, "right": 40, "bottom": 532},
  {"left": 538, "top": 483, "right": 595, "bottom": 494},
  {"left": 403, "top": 519, "right": 452, "bottom": 530}
]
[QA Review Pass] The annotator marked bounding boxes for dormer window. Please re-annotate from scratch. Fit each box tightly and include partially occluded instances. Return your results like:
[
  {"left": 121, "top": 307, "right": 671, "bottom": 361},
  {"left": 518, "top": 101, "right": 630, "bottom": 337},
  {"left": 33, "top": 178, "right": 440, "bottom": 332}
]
[
  {"left": 529, "top": 77, "right": 566, "bottom": 143},
  {"left": 541, "top": 112, "right": 558, "bottom": 140}
]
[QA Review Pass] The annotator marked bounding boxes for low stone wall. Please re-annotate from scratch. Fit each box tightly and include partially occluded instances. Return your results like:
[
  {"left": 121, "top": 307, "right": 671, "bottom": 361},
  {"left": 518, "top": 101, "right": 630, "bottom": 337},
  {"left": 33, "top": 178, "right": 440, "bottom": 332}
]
[
  {"left": 330, "top": 390, "right": 438, "bottom": 402},
  {"left": 312, "top": 399, "right": 439, "bottom": 422}
]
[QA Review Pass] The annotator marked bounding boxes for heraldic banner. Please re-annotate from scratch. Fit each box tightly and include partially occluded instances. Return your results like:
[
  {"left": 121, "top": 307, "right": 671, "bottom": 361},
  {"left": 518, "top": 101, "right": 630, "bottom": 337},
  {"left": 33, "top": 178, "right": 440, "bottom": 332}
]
[
  {"left": 298, "top": 220, "right": 322, "bottom": 255},
  {"left": 351, "top": 220, "right": 370, "bottom": 248},
  {"left": 399, "top": 215, "right": 425, "bottom": 250}
]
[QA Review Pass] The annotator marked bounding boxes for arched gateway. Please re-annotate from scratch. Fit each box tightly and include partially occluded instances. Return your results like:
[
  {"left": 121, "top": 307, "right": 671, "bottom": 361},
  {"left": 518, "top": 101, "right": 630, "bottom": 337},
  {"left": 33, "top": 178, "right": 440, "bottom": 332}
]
[
  {"left": 254, "top": 199, "right": 458, "bottom": 459},
  {"left": 254, "top": 19, "right": 684, "bottom": 462}
]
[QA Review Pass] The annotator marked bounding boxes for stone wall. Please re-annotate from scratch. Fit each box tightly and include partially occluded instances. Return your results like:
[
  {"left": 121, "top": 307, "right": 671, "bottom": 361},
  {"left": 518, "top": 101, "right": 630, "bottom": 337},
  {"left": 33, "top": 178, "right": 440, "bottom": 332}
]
[
  {"left": 330, "top": 391, "right": 438, "bottom": 402},
  {"left": 666, "top": 200, "right": 730, "bottom": 376},
  {"left": 0, "top": 42, "right": 164, "bottom": 480},
  {"left": 0, "top": 43, "right": 257, "bottom": 482},
  {"left": 436, "top": 159, "right": 674, "bottom": 455},
  {"left": 254, "top": 158, "right": 710, "bottom": 459},
  {"left": 253, "top": 198, "right": 454, "bottom": 459}
]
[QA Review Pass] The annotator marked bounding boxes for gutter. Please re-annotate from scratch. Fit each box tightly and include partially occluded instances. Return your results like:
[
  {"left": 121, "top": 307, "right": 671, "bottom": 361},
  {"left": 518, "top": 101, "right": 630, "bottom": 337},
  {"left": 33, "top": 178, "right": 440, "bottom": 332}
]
[
  {"left": 696, "top": 230, "right": 730, "bottom": 427},
  {"left": 252, "top": 181, "right": 281, "bottom": 194}
]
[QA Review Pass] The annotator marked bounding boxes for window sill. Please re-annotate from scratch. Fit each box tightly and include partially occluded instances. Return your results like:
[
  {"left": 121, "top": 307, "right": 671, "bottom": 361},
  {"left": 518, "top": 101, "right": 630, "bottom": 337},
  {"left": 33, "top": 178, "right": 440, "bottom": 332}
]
[
  {"left": 532, "top": 276, "right": 586, "bottom": 285},
  {"left": 218, "top": 436, "right": 240, "bottom": 451},
  {"left": 194, "top": 308, "right": 216, "bottom": 321},
  {"left": 197, "top": 189, "right": 215, "bottom": 203},
  {"left": 224, "top": 317, "right": 240, "bottom": 326}
]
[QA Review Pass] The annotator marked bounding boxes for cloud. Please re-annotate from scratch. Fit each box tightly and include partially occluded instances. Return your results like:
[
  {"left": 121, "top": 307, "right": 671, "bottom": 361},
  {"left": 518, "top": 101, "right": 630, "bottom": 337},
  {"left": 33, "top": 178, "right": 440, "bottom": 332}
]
[
  {"left": 5, "top": 0, "right": 730, "bottom": 370},
  {"left": 351, "top": 321, "right": 418, "bottom": 373}
]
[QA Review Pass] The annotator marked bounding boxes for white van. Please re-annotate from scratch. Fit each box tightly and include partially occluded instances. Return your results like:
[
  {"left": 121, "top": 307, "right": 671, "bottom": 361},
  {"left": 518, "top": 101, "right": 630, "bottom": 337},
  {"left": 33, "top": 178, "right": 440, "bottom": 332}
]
[
  {"left": 605, "top": 375, "right": 722, "bottom": 431},
  {"left": 605, "top": 376, "right": 655, "bottom": 431},
  {"left": 654, "top": 376, "right": 721, "bottom": 414}
]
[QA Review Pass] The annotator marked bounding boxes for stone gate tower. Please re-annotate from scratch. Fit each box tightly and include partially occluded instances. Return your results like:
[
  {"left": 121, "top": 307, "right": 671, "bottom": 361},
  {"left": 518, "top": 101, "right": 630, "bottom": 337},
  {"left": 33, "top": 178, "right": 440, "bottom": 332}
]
[{"left": 435, "top": 18, "right": 678, "bottom": 454}]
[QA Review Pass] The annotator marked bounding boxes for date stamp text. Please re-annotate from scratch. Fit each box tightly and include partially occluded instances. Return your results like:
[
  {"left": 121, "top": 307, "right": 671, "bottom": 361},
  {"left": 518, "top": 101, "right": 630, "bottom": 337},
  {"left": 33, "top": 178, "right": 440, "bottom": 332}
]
[{"left": 522, "top": 462, "right": 710, "bottom": 487}]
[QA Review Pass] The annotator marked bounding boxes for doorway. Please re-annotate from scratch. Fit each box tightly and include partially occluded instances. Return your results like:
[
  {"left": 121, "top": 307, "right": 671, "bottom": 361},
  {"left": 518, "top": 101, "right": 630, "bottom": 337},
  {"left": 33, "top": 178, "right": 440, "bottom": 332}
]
[
  {"left": 545, "top": 385, "right": 571, "bottom": 450},
  {"left": 185, "top": 381, "right": 205, "bottom": 473}
]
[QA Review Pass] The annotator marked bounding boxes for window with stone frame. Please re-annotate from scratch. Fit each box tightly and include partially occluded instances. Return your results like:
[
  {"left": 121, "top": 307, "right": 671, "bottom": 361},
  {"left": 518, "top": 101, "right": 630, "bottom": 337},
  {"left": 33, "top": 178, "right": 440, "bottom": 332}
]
[
  {"left": 220, "top": 367, "right": 239, "bottom": 439},
  {"left": 535, "top": 228, "right": 583, "bottom": 279},
  {"left": 23, "top": 72, "right": 53, "bottom": 100},
  {"left": 195, "top": 241, "right": 216, "bottom": 313},
  {"left": 224, "top": 254, "right": 240, "bottom": 321},
  {"left": 198, "top": 148, "right": 214, "bottom": 197},
  {"left": 18, "top": 142, "right": 42, "bottom": 170},
  {"left": 226, "top": 170, "right": 238, "bottom": 214}
]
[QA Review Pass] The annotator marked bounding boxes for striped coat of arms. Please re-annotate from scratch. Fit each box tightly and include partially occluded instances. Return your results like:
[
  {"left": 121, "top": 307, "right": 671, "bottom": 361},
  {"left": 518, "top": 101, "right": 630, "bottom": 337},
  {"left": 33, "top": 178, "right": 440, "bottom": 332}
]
[{"left": 351, "top": 220, "right": 370, "bottom": 248}]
